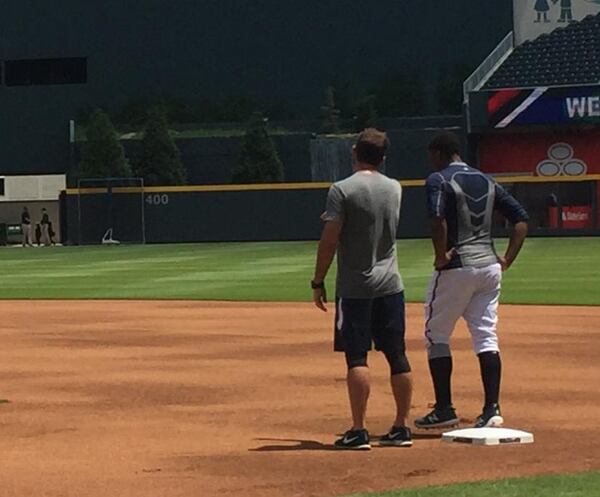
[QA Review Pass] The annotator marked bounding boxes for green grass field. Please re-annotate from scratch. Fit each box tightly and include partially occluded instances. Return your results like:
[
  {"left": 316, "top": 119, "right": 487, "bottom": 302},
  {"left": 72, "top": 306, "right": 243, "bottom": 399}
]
[
  {"left": 0, "top": 237, "right": 598, "bottom": 304},
  {"left": 347, "top": 472, "right": 600, "bottom": 497}
]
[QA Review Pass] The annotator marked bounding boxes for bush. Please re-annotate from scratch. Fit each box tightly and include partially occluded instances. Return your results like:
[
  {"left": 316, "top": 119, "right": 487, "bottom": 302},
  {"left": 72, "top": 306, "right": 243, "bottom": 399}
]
[
  {"left": 80, "top": 109, "right": 131, "bottom": 178},
  {"left": 232, "top": 113, "right": 284, "bottom": 184},
  {"left": 135, "top": 107, "right": 186, "bottom": 186},
  {"left": 372, "top": 71, "right": 424, "bottom": 117},
  {"left": 320, "top": 86, "right": 341, "bottom": 134},
  {"left": 353, "top": 94, "right": 378, "bottom": 131}
]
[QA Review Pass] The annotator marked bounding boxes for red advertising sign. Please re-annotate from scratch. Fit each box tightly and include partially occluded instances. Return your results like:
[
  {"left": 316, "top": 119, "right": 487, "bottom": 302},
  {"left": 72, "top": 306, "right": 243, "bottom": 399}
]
[
  {"left": 597, "top": 181, "right": 600, "bottom": 228},
  {"left": 548, "top": 206, "right": 593, "bottom": 229},
  {"left": 479, "top": 130, "right": 600, "bottom": 176}
]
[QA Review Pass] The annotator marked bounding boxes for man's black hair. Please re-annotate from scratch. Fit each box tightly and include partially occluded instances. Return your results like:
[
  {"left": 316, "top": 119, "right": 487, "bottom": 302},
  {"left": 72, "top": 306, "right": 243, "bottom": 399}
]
[{"left": 428, "top": 131, "right": 461, "bottom": 160}]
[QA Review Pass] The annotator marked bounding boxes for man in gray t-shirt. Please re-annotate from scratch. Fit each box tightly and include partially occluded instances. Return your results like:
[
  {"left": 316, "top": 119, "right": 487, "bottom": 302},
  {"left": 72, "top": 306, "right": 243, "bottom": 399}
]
[
  {"left": 312, "top": 129, "right": 413, "bottom": 450},
  {"left": 323, "top": 172, "right": 404, "bottom": 299}
]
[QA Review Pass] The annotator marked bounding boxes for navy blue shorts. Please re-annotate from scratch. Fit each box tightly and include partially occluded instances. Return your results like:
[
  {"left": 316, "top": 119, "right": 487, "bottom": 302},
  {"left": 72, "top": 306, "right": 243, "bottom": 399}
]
[{"left": 334, "top": 292, "right": 406, "bottom": 356}]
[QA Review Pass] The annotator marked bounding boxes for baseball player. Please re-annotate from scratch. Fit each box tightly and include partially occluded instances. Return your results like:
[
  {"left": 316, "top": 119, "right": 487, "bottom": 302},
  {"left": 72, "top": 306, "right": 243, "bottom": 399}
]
[
  {"left": 415, "top": 131, "right": 529, "bottom": 430},
  {"left": 40, "top": 208, "right": 51, "bottom": 246},
  {"left": 312, "top": 128, "right": 413, "bottom": 450},
  {"left": 21, "top": 207, "right": 33, "bottom": 247}
]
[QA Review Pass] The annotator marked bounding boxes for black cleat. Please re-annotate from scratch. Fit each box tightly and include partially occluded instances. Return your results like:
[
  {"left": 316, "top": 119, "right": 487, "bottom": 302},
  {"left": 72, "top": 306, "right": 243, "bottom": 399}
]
[
  {"left": 334, "top": 429, "right": 371, "bottom": 450},
  {"left": 379, "top": 426, "right": 413, "bottom": 447},
  {"left": 415, "top": 405, "right": 459, "bottom": 430},
  {"left": 474, "top": 404, "right": 503, "bottom": 428}
]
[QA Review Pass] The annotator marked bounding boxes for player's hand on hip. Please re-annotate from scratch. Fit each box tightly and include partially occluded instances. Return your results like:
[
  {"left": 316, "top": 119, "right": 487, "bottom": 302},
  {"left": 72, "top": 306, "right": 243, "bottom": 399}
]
[
  {"left": 498, "top": 255, "right": 510, "bottom": 271},
  {"left": 313, "top": 288, "right": 328, "bottom": 312},
  {"left": 434, "top": 249, "right": 456, "bottom": 270}
]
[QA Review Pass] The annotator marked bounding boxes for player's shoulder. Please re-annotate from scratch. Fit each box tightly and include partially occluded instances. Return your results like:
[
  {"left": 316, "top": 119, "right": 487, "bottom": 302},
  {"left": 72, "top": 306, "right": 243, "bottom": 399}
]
[
  {"left": 330, "top": 174, "right": 359, "bottom": 199},
  {"left": 376, "top": 172, "right": 401, "bottom": 187},
  {"left": 425, "top": 170, "right": 447, "bottom": 186},
  {"left": 376, "top": 174, "right": 403, "bottom": 197},
  {"left": 447, "top": 163, "right": 496, "bottom": 183},
  {"left": 335, "top": 171, "right": 368, "bottom": 186},
  {"left": 334, "top": 171, "right": 393, "bottom": 188},
  {"left": 331, "top": 175, "right": 354, "bottom": 195},
  {"left": 465, "top": 167, "right": 499, "bottom": 189}
]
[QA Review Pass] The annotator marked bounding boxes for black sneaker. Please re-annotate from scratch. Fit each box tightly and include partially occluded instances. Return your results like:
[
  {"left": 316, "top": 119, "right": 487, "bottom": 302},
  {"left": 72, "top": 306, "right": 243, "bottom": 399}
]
[
  {"left": 414, "top": 405, "right": 459, "bottom": 429},
  {"left": 474, "top": 404, "right": 503, "bottom": 428},
  {"left": 334, "top": 429, "right": 371, "bottom": 450},
  {"left": 379, "top": 426, "right": 413, "bottom": 447}
]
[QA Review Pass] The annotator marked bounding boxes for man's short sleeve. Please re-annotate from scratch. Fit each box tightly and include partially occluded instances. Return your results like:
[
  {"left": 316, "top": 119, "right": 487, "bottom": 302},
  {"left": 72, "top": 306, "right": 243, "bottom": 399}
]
[
  {"left": 426, "top": 173, "right": 446, "bottom": 218},
  {"left": 321, "top": 184, "right": 345, "bottom": 222},
  {"left": 494, "top": 184, "right": 529, "bottom": 224}
]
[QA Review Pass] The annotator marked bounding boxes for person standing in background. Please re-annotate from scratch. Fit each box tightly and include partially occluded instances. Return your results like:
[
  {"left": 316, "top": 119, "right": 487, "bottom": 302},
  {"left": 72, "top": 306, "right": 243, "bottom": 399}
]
[
  {"left": 40, "top": 208, "right": 51, "bottom": 246},
  {"left": 21, "top": 207, "right": 33, "bottom": 247}
]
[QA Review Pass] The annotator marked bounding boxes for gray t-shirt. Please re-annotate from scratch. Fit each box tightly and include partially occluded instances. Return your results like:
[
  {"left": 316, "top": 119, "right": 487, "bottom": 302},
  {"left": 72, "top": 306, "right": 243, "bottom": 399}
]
[{"left": 322, "top": 171, "right": 404, "bottom": 299}]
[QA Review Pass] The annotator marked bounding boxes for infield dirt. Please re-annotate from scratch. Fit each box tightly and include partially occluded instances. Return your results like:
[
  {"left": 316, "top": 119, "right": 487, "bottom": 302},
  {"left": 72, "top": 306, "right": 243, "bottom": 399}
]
[{"left": 0, "top": 301, "right": 598, "bottom": 497}]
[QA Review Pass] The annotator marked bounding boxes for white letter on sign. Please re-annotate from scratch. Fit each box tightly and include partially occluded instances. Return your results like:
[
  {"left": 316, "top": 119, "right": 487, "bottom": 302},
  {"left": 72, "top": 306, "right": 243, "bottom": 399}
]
[
  {"left": 566, "top": 97, "right": 587, "bottom": 118},
  {"left": 588, "top": 96, "right": 600, "bottom": 117}
]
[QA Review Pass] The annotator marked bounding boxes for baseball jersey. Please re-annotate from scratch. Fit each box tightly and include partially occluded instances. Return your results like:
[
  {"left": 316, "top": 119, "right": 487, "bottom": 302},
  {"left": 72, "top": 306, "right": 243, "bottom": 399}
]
[
  {"left": 426, "top": 162, "right": 529, "bottom": 270},
  {"left": 322, "top": 171, "right": 404, "bottom": 299}
]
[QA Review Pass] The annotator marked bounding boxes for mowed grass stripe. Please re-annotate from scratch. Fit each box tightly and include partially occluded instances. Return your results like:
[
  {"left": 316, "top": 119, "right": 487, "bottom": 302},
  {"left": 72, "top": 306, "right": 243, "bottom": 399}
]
[
  {"left": 346, "top": 472, "right": 600, "bottom": 497},
  {"left": 0, "top": 238, "right": 598, "bottom": 304}
]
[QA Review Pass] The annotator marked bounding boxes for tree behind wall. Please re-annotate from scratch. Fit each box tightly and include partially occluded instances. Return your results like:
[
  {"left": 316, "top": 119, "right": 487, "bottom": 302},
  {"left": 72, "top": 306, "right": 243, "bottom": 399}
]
[
  {"left": 353, "top": 94, "right": 378, "bottom": 131},
  {"left": 232, "top": 112, "right": 284, "bottom": 184},
  {"left": 80, "top": 109, "right": 131, "bottom": 178},
  {"left": 437, "top": 63, "right": 472, "bottom": 115},
  {"left": 320, "top": 86, "right": 341, "bottom": 134},
  {"left": 135, "top": 107, "right": 186, "bottom": 186},
  {"left": 372, "top": 71, "right": 424, "bottom": 117}
]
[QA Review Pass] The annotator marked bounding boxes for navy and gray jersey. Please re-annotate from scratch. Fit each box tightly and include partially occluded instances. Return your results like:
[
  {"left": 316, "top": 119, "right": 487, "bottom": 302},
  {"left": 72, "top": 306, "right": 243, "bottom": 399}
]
[{"left": 425, "top": 162, "right": 529, "bottom": 270}]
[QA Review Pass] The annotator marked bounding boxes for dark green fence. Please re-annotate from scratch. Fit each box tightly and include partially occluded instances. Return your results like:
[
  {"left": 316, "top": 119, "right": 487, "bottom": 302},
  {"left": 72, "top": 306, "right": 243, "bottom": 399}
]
[
  {"left": 64, "top": 183, "right": 429, "bottom": 244},
  {"left": 63, "top": 177, "right": 600, "bottom": 245}
]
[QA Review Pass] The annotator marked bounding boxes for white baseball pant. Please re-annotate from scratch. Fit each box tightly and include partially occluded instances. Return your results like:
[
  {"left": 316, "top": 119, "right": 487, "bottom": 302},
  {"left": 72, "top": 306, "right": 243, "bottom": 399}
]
[{"left": 424, "top": 263, "right": 502, "bottom": 356}]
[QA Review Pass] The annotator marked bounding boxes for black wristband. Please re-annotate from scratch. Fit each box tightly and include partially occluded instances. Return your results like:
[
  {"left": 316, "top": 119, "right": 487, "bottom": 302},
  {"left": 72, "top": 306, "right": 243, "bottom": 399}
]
[{"left": 311, "top": 280, "right": 325, "bottom": 290}]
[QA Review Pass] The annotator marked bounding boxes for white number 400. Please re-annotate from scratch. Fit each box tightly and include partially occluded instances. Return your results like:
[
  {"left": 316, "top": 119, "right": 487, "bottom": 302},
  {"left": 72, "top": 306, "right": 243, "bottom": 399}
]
[{"left": 146, "top": 194, "right": 169, "bottom": 206}]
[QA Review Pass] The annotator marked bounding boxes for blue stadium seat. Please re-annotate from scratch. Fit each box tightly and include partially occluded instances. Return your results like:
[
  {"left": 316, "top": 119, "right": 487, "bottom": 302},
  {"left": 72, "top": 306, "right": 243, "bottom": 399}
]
[{"left": 483, "top": 13, "right": 600, "bottom": 90}]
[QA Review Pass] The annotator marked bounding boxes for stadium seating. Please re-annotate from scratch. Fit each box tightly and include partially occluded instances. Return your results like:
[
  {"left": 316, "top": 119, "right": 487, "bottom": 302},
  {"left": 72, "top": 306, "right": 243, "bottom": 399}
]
[{"left": 484, "top": 13, "right": 600, "bottom": 90}]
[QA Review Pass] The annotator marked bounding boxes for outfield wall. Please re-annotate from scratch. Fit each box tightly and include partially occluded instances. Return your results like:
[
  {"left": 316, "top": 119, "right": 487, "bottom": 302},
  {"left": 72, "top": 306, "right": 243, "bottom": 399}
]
[
  {"left": 64, "top": 183, "right": 429, "bottom": 244},
  {"left": 62, "top": 176, "right": 600, "bottom": 245}
]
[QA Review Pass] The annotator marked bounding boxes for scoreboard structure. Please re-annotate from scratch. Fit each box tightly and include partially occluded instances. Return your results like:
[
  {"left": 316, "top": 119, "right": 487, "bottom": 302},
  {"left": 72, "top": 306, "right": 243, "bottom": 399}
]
[{"left": 513, "top": 0, "right": 600, "bottom": 45}]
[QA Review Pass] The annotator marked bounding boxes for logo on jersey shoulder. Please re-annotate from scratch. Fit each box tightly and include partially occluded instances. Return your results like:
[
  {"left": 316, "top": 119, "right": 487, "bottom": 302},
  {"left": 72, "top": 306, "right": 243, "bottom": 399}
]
[{"left": 537, "top": 143, "right": 587, "bottom": 177}]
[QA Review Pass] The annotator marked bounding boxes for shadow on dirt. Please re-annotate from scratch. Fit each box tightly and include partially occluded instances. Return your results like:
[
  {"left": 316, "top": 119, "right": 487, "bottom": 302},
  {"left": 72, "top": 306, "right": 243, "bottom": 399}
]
[{"left": 250, "top": 438, "right": 336, "bottom": 452}]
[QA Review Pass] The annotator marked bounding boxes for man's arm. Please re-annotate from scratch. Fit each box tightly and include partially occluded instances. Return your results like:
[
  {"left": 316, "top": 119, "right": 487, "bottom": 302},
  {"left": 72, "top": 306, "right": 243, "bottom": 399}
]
[
  {"left": 313, "top": 184, "right": 345, "bottom": 312},
  {"left": 494, "top": 184, "right": 529, "bottom": 271},
  {"left": 498, "top": 221, "right": 528, "bottom": 271},
  {"left": 313, "top": 220, "right": 342, "bottom": 312},
  {"left": 431, "top": 217, "right": 455, "bottom": 270},
  {"left": 426, "top": 174, "right": 454, "bottom": 270}
]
